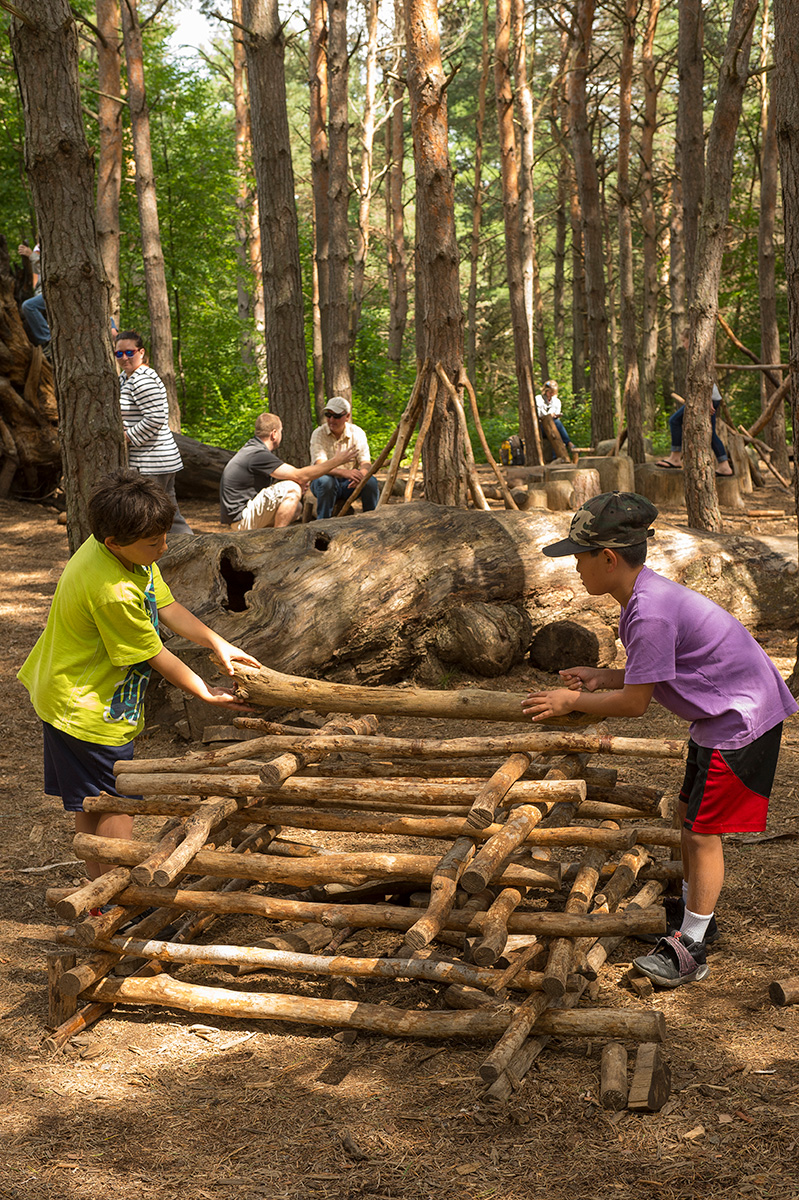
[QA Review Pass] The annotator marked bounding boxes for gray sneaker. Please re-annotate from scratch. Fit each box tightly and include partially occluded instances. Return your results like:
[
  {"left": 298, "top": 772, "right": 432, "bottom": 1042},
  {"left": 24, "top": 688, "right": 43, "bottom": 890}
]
[{"left": 634, "top": 931, "right": 710, "bottom": 988}]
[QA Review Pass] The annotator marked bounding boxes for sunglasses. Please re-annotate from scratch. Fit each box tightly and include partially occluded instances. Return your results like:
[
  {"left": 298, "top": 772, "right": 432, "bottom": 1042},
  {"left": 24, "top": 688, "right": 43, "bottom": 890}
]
[
  {"left": 115, "top": 348, "right": 140, "bottom": 359},
  {"left": 325, "top": 411, "right": 347, "bottom": 419}
]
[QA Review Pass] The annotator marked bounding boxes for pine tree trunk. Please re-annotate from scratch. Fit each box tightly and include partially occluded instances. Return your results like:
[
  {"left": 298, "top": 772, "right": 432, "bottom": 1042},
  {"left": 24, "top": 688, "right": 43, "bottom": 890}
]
[
  {"left": 568, "top": 0, "right": 614, "bottom": 442},
  {"left": 95, "top": 0, "right": 123, "bottom": 328},
  {"left": 309, "top": 0, "right": 330, "bottom": 401},
  {"left": 618, "top": 0, "right": 644, "bottom": 462},
  {"left": 466, "top": 0, "right": 490, "bottom": 383},
  {"left": 773, "top": 0, "right": 799, "bottom": 692},
  {"left": 232, "top": 0, "right": 265, "bottom": 385},
  {"left": 404, "top": 0, "right": 465, "bottom": 505},
  {"left": 495, "top": 0, "right": 539, "bottom": 459},
  {"left": 326, "top": 0, "right": 352, "bottom": 401},
  {"left": 669, "top": 163, "right": 688, "bottom": 400},
  {"left": 386, "top": 0, "right": 408, "bottom": 368},
  {"left": 242, "top": 0, "right": 313, "bottom": 467},
  {"left": 511, "top": 0, "right": 535, "bottom": 365},
  {"left": 684, "top": 0, "right": 758, "bottom": 533},
  {"left": 677, "top": 0, "right": 704, "bottom": 290},
  {"left": 350, "top": 0, "right": 378, "bottom": 355},
  {"left": 120, "top": 0, "right": 180, "bottom": 431},
  {"left": 758, "top": 9, "right": 789, "bottom": 474},
  {"left": 639, "top": 0, "right": 661, "bottom": 434},
  {"left": 10, "top": 0, "right": 125, "bottom": 551}
]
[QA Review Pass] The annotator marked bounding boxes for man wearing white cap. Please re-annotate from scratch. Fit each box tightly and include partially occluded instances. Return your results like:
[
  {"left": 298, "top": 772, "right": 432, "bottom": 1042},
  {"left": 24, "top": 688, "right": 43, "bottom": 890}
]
[{"left": 309, "top": 396, "right": 379, "bottom": 520}]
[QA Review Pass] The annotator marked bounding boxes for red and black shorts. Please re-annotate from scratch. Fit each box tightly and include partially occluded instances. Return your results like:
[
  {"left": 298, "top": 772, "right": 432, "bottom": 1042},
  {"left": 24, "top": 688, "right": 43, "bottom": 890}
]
[{"left": 680, "top": 722, "right": 784, "bottom": 835}]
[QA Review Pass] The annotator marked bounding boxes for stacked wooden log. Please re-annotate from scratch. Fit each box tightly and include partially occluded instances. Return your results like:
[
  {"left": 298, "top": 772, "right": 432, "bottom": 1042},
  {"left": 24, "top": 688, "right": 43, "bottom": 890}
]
[{"left": 44, "top": 695, "right": 685, "bottom": 1100}]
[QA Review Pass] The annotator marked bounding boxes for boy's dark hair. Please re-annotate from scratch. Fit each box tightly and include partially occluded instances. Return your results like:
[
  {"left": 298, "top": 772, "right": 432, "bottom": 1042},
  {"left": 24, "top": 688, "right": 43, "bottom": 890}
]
[
  {"left": 590, "top": 542, "right": 648, "bottom": 567},
  {"left": 88, "top": 469, "right": 175, "bottom": 545}
]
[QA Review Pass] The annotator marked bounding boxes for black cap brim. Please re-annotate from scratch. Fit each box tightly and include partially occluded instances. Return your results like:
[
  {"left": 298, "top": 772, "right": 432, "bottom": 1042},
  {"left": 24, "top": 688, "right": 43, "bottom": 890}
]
[{"left": 542, "top": 538, "right": 593, "bottom": 557}]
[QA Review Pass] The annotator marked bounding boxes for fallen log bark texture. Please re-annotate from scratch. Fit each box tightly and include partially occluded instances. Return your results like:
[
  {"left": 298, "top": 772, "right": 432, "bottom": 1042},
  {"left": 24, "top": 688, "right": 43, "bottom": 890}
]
[{"left": 156, "top": 502, "right": 798, "bottom": 684}]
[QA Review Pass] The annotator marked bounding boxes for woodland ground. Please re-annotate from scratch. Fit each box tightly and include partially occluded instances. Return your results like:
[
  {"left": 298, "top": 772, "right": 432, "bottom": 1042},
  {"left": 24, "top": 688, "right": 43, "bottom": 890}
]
[{"left": 1, "top": 481, "right": 798, "bottom": 1200}]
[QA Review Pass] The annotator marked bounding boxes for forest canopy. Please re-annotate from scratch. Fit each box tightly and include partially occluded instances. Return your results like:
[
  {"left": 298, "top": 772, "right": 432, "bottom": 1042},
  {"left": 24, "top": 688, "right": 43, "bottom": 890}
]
[{"left": 0, "top": 0, "right": 789, "bottom": 462}]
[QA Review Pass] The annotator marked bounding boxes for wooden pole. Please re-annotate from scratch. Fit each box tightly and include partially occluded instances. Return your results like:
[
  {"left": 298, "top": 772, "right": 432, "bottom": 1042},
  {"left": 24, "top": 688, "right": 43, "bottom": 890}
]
[
  {"left": 466, "top": 752, "right": 536, "bottom": 828},
  {"left": 403, "top": 836, "right": 476, "bottom": 950},
  {"left": 435, "top": 362, "right": 491, "bottom": 510},
  {"left": 140, "top": 723, "right": 686, "bottom": 766},
  {"left": 225, "top": 663, "right": 611, "bottom": 730},
  {"left": 72, "top": 833, "right": 564, "bottom": 896},
  {"left": 403, "top": 373, "right": 438, "bottom": 501},
  {"left": 50, "top": 877, "right": 666, "bottom": 939},
  {"left": 375, "top": 364, "right": 427, "bottom": 508},
  {"left": 460, "top": 369, "right": 519, "bottom": 509},
  {"left": 81, "top": 972, "right": 667, "bottom": 1041}
]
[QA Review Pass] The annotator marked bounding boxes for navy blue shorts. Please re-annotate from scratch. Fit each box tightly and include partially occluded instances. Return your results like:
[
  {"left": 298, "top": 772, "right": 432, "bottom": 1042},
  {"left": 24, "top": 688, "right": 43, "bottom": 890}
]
[{"left": 42, "top": 722, "right": 136, "bottom": 813}]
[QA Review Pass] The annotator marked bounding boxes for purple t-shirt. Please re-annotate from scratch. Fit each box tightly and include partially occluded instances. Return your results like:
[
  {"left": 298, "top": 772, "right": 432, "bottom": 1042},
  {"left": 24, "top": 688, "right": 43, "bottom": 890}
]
[{"left": 618, "top": 566, "right": 797, "bottom": 750}]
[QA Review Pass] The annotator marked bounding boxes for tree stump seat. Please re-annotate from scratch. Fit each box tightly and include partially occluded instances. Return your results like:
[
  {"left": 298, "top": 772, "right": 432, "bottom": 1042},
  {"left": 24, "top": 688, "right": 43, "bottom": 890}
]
[{"left": 633, "top": 463, "right": 745, "bottom": 510}]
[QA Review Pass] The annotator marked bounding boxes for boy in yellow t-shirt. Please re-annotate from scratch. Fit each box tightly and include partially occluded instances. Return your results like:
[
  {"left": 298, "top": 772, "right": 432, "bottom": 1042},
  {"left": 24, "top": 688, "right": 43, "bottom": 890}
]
[{"left": 18, "top": 470, "right": 260, "bottom": 879}]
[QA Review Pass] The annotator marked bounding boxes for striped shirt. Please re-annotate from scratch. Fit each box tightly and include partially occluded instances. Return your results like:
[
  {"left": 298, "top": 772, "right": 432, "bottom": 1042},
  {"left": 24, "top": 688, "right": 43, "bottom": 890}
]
[{"left": 120, "top": 365, "right": 183, "bottom": 474}]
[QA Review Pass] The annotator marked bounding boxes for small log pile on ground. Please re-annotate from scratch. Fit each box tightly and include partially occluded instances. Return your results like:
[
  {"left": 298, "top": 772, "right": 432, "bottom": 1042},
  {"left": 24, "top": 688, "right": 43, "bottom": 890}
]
[{"left": 44, "top": 676, "right": 687, "bottom": 1101}]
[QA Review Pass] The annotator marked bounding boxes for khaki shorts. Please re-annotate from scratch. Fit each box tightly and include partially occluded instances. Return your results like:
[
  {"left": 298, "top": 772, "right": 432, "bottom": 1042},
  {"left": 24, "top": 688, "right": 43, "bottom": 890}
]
[{"left": 234, "top": 480, "right": 301, "bottom": 530}]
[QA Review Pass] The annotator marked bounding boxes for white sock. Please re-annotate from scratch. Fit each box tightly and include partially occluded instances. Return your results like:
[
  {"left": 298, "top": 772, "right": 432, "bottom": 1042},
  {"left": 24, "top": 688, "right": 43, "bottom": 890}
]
[
  {"left": 682, "top": 880, "right": 689, "bottom": 905},
  {"left": 680, "top": 907, "right": 713, "bottom": 944}
]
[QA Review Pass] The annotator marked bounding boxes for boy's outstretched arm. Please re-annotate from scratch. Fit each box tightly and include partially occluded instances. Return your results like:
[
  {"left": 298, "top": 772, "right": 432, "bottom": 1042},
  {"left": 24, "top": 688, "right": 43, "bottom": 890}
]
[
  {"left": 148, "top": 645, "right": 252, "bottom": 710},
  {"left": 522, "top": 680, "right": 654, "bottom": 722},
  {"left": 157, "top": 601, "right": 262, "bottom": 675}
]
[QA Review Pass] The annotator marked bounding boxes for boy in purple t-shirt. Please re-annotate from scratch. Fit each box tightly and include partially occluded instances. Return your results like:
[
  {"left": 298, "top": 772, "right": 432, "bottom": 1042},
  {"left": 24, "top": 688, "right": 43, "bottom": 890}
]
[{"left": 522, "top": 492, "right": 797, "bottom": 988}]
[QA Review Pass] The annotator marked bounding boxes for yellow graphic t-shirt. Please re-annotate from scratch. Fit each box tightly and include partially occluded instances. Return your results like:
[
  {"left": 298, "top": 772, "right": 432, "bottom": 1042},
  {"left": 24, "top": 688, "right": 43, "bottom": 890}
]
[{"left": 18, "top": 536, "right": 174, "bottom": 746}]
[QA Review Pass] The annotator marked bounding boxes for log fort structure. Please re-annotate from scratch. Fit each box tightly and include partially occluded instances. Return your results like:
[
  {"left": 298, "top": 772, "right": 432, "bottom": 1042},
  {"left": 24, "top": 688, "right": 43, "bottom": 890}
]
[{"left": 43, "top": 666, "right": 687, "bottom": 1104}]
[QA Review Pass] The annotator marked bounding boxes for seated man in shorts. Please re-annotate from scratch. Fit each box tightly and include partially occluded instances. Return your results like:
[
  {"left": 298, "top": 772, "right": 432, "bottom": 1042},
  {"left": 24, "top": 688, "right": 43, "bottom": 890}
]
[
  {"left": 521, "top": 492, "right": 797, "bottom": 988},
  {"left": 219, "top": 412, "right": 357, "bottom": 530}
]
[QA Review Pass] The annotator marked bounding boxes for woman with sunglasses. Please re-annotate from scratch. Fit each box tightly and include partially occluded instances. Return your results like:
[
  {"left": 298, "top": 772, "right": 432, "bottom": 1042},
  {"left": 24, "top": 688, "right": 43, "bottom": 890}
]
[{"left": 116, "top": 331, "right": 192, "bottom": 535}]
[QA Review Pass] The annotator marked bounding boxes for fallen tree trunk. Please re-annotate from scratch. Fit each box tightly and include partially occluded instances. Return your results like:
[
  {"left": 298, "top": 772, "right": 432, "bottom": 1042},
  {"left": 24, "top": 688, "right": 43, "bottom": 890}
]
[
  {"left": 157, "top": 503, "right": 799, "bottom": 684},
  {"left": 173, "top": 433, "right": 232, "bottom": 500},
  {"left": 0, "top": 238, "right": 60, "bottom": 500}
]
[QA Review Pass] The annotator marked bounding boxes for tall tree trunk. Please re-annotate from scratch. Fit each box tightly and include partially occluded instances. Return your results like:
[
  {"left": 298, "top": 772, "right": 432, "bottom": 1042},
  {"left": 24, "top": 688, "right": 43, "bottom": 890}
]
[
  {"left": 232, "top": 0, "right": 265, "bottom": 387},
  {"left": 684, "top": 0, "right": 757, "bottom": 532},
  {"left": 758, "top": 3, "right": 789, "bottom": 473},
  {"left": 639, "top": 0, "right": 661, "bottom": 433},
  {"left": 386, "top": 0, "right": 408, "bottom": 369},
  {"left": 404, "top": 0, "right": 465, "bottom": 505},
  {"left": 511, "top": 0, "right": 534, "bottom": 364},
  {"left": 327, "top": 0, "right": 352, "bottom": 401},
  {"left": 678, "top": 0, "right": 704, "bottom": 291},
  {"left": 495, "top": 0, "right": 539, "bottom": 458},
  {"left": 309, "top": 0, "right": 330, "bottom": 401},
  {"left": 120, "top": 0, "right": 180, "bottom": 431},
  {"left": 568, "top": 0, "right": 614, "bottom": 443},
  {"left": 242, "top": 0, "right": 313, "bottom": 465},
  {"left": 773, "top": 0, "right": 799, "bottom": 690},
  {"left": 553, "top": 155, "right": 567, "bottom": 377},
  {"left": 618, "top": 0, "right": 644, "bottom": 462},
  {"left": 602, "top": 169, "right": 621, "bottom": 429},
  {"left": 669, "top": 159, "right": 688, "bottom": 399},
  {"left": 350, "top": 0, "right": 379, "bottom": 355},
  {"left": 466, "top": 0, "right": 490, "bottom": 383},
  {"left": 10, "top": 0, "right": 125, "bottom": 551},
  {"left": 95, "top": 0, "right": 123, "bottom": 329},
  {"left": 569, "top": 160, "right": 587, "bottom": 398}
]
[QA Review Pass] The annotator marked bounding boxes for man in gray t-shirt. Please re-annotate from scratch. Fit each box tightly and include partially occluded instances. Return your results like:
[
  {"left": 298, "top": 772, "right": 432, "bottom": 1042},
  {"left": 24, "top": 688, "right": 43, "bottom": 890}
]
[
  {"left": 220, "top": 412, "right": 356, "bottom": 530},
  {"left": 522, "top": 492, "right": 797, "bottom": 990}
]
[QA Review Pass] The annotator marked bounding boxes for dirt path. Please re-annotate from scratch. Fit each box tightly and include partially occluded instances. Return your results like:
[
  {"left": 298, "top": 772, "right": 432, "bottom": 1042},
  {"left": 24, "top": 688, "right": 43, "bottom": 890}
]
[{"left": 1, "top": 491, "right": 798, "bottom": 1200}]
